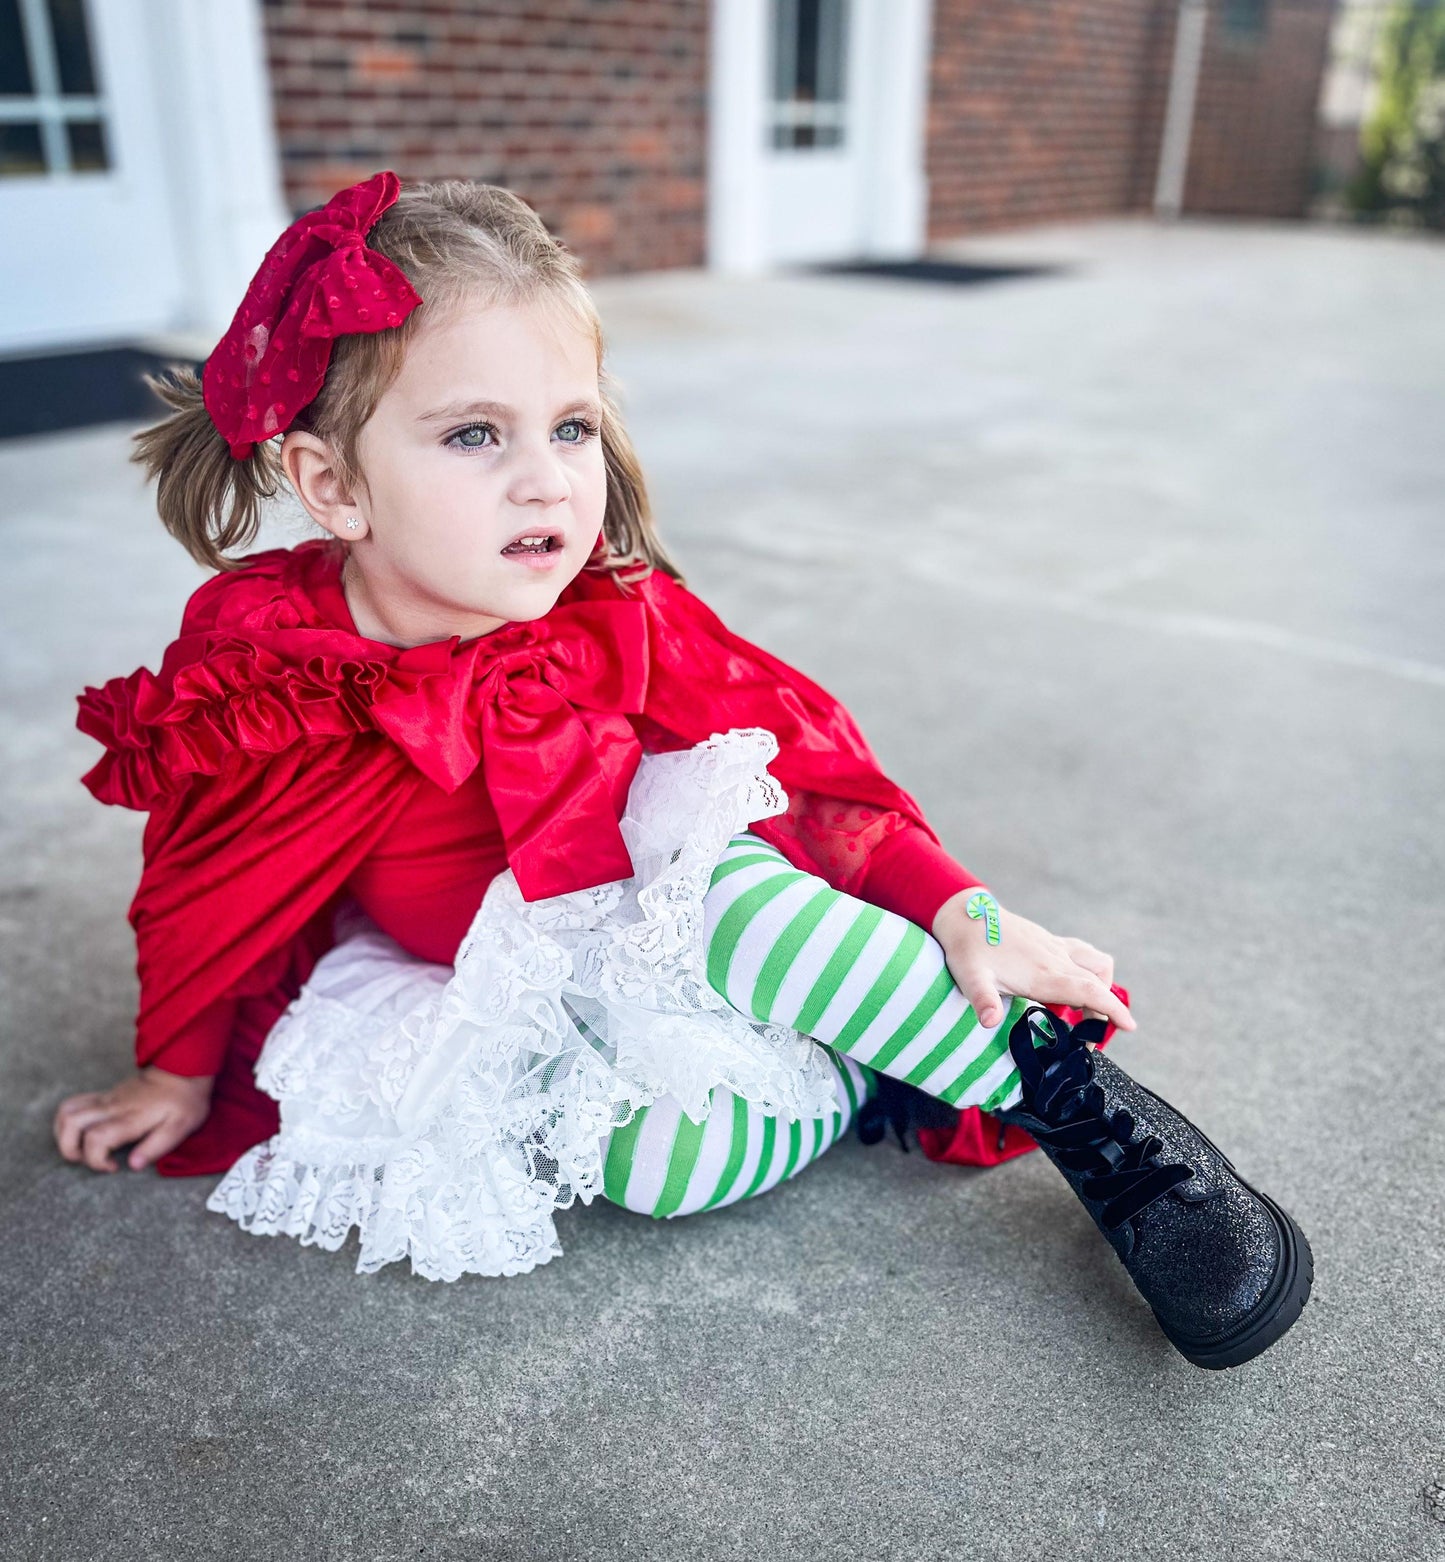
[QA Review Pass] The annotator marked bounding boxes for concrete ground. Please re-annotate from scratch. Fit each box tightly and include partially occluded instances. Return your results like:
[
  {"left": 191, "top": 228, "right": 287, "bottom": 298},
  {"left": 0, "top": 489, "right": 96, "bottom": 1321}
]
[{"left": 3, "top": 216, "right": 1443, "bottom": 1560}]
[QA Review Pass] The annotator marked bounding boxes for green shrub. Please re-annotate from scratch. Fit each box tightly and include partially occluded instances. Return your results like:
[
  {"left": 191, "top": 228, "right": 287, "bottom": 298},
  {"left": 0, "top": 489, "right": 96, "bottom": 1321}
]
[{"left": 1347, "top": 1, "right": 1445, "bottom": 229}]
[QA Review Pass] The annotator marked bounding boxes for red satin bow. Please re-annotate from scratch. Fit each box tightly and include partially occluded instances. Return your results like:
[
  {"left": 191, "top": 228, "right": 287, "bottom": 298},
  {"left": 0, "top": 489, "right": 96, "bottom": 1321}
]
[
  {"left": 371, "top": 599, "right": 654, "bottom": 901},
  {"left": 201, "top": 170, "right": 423, "bottom": 460}
]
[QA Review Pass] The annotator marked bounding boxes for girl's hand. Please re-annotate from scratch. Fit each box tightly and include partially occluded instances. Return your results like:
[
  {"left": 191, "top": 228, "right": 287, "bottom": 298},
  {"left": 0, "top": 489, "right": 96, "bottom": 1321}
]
[
  {"left": 52, "top": 1067, "right": 215, "bottom": 1173},
  {"left": 931, "top": 890, "right": 1135, "bottom": 1036}
]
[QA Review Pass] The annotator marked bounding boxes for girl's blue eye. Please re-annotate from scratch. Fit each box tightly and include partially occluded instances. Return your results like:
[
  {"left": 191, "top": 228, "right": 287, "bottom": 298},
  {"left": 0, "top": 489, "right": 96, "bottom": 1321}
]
[
  {"left": 445, "top": 418, "right": 598, "bottom": 451},
  {"left": 451, "top": 424, "right": 493, "bottom": 449}
]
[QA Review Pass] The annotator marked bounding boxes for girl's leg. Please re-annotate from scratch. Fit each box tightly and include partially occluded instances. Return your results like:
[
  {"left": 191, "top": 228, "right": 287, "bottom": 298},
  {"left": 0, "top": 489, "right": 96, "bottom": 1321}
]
[
  {"left": 601, "top": 832, "right": 1313, "bottom": 1369},
  {"left": 596, "top": 1047, "right": 878, "bottom": 1219},
  {"left": 596, "top": 820, "right": 1028, "bottom": 1221},
  {"left": 701, "top": 830, "right": 1032, "bottom": 1115}
]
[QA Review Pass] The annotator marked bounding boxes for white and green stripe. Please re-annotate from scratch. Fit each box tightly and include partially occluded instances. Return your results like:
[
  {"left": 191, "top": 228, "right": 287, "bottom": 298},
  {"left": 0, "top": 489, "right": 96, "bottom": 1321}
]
[
  {"left": 598, "top": 1046, "right": 875, "bottom": 1218},
  {"left": 701, "top": 831, "right": 1028, "bottom": 1114},
  {"left": 596, "top": 828, "right": 1032, "bottom": 1220}
]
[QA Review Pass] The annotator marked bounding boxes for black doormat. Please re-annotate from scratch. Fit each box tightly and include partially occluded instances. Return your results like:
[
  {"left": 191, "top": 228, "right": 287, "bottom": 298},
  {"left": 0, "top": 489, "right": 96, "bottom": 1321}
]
[
  {"left": 0, "top": 344, "right": 202, "bottom": 441},
  {"left": 805, "top": 258, "right": 1064, "bottom": 286}
]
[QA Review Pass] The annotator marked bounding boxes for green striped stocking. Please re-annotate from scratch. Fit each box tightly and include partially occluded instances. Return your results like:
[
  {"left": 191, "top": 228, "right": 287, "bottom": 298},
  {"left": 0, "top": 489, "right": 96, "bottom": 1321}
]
[
  {"left": 597, "top": 1046, "right": 876, "bottom": 1218},
  {"left": 597, "top": 829, "right": 1030, "bottom": 1220},
  {"left": 702, "top": 829, "right": 1030, "bottom": 1110}
]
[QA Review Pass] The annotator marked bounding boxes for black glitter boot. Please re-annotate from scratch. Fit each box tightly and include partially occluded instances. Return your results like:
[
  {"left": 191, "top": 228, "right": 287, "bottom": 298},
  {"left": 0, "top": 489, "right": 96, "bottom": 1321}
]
[
  {"left": 992, "top": 1005, "right": 1314, "bottom": 1370},
  {"left": 854, "top": 1070, "right": 960, "bottom": 1153}
]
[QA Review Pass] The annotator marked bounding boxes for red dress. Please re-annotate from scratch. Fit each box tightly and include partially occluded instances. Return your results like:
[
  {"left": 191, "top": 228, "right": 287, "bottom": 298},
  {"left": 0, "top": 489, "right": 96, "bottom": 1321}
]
[{"left": 76, "top": 539, "right": 1122, "bottom": 1177}]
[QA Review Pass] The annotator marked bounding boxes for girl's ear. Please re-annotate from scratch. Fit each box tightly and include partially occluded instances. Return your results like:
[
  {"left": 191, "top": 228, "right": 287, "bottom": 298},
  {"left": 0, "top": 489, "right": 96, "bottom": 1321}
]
[{"left": 280, "top": 430, "right": 370, "bottom": 540}]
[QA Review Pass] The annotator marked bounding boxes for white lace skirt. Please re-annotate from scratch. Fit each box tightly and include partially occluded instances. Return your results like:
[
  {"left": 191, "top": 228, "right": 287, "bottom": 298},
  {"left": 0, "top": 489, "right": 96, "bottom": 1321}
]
[{"left": 205, "top": 727, "right": 849, "bottom": 1282}]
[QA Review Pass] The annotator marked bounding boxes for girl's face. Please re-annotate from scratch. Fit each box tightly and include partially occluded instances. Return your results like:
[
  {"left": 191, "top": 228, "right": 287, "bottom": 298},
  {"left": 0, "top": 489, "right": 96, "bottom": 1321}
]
[{"left": 291, "top": 295, "right": 608, "bottom": 647}]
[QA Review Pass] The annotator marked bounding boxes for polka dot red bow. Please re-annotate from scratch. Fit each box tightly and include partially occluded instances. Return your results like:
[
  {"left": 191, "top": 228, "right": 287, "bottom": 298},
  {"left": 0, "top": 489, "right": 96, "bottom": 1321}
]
[{"left": 201, "top": 170, "right": 423, "bottom": 460}]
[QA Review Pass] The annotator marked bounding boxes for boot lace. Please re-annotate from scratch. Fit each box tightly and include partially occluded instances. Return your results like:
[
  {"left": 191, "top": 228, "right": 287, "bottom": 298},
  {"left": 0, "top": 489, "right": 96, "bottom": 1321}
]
[{"left": 1011, "top": 1005, "right": 1195, "bottom": 1231}]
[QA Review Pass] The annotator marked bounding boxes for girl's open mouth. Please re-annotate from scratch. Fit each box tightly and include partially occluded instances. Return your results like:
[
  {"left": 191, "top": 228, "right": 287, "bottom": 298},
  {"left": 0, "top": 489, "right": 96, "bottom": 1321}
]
[{"left": 500, "top": 531, "right": 566, "bottom": 568}]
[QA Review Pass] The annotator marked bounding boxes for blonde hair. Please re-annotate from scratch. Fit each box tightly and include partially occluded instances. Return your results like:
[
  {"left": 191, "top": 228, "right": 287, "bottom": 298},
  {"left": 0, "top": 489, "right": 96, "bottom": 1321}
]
[{"left": 131, "top": 179, "right": 685, "bottom": 589}]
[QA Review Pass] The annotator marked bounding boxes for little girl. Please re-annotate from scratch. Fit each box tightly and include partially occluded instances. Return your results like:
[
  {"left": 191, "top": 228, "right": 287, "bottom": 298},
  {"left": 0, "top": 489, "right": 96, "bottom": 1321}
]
[{"left": 53, "top": 173, "right": 1311, "bottom": 1369}]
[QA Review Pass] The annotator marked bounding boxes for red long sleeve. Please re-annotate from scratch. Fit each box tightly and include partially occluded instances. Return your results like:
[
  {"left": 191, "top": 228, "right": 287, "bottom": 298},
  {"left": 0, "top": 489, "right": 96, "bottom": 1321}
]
[
  {"left": 856, "top": 823, "right": 985, "bottom": 933},
  {"left": 615, "top": 564, "right": 989, "bottom": 928},
  {"left": 139, "top": 994, "right": 236, "bottom": 1077}
]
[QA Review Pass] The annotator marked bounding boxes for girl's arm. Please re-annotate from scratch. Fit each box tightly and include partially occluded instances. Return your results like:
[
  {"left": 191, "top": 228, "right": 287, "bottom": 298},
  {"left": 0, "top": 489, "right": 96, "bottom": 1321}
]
[
  {"left": 739, "top": 787, "right": 1132, "bottom": 1029},
  {"left": 626, "top": 567, "right": 1134, "bottom": 1034}
]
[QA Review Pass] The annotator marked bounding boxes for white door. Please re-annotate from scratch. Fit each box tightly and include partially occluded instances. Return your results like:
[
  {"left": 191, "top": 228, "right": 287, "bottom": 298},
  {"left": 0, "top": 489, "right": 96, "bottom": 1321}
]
[
  {"left": 708, "top": 0, "right": 934, "bottom": 272},
  {"left": 761, "top": 0, "right": 864, "bottom": 263},
  {"left": 0, "top": 0, "right": 187, "bottom": 351},
  {"left": 0, "top": 0, "right": 287, "bottom": 357}
]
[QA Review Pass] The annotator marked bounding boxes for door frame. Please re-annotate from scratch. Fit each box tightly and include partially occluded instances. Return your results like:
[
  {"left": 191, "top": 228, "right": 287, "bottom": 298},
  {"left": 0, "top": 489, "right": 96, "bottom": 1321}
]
[{"left": 706, "top": 0, "right": 935, "bottom": 272}]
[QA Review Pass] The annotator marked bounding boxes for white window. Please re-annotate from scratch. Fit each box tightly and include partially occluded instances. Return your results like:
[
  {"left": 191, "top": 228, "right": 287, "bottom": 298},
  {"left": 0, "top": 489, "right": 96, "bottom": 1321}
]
[
  {"left": 0, "top": 0, "right": 111, "bottom": 178},
  {"left": 768, "top": 0, "right": 850, "bottom": 151}
]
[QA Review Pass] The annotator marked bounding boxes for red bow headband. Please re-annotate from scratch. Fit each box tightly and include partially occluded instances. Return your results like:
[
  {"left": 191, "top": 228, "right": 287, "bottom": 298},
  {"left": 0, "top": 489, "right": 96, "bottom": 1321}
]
[{"left": 201, "top": 170, "right": 424, "bottom": 461}]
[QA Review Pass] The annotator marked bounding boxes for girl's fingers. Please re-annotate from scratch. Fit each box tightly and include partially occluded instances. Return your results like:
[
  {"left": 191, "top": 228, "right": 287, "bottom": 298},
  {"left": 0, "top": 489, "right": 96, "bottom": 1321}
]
[
  {"left": 127, "top": 1121, "right": 179, "bottom": 1173},
  {"left": 949, "top": 956, "right": 1007, "bottom": 1029},
  {"left": 54, "top": 1091, "right": 102, "bottom": 1122},
  {"left": 1062, "top": 938, "right": 1114, "bottom": 987},
  {"left": 54, "top": 1102, "right": 112, "bottom": 1162},
  {"left": 80, "top": 1115, "right": 142, "bottom": 1174},
  {"left": 1051, "top": 967, "right": 1135, "bottom": 1031},
  {"left": 53, "top": 1092, "right": 103, "bottom": 1132}
]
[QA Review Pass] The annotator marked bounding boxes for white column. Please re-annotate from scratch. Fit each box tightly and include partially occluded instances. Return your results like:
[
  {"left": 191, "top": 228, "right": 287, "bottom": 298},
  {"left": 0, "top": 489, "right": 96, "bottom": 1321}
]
[
  {"left": 707, "top": 0, "right": 770, "bottom": 273},
  {"left": 858, "top": 0, "right": 934, "bottom": 256},
  {"left": 1154, "top": 0, "right": 1209, "bottom": 219},
  {"left": 144, "top": 0, "right": 290, "bottom": 341}
]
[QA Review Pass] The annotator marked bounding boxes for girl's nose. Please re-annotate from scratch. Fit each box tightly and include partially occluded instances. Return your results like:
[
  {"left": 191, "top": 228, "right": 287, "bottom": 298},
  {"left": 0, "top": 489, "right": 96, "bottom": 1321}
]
[{"left": 507, "top": 441, "right": 571, "bottom": 507}]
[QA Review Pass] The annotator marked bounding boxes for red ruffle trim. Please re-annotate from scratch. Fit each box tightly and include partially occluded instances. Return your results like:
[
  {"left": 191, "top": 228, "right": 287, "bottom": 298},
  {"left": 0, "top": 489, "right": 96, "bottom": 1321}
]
[{"left": 75, "top": 633, "right": 458, "bottom": 810}]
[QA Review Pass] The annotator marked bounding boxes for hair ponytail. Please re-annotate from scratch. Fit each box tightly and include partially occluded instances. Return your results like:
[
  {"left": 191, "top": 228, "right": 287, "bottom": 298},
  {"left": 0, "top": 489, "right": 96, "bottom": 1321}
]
[{"left": 130, "top": 365, "right": 284, "bottom": 573}]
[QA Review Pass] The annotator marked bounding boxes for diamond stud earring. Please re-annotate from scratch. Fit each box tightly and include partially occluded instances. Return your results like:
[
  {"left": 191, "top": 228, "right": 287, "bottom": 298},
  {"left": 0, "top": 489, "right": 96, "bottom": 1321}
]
[{"left": 344, "top": 517, "right": 361, "bottom": 532}]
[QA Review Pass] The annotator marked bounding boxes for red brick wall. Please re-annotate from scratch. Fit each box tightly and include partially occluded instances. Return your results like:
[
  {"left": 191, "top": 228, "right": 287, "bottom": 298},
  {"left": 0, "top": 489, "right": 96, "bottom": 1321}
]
[
  {"left": 259, "top": 0, "right": 709, "bottom": 276},
  {"left": 1183, "top": 0, "right": 1335, "bottom": 218},
  {"left": 924, "top": 0, "right": 1334, "bottom": 238},
  {"left": 259, "top": 0, "right": 1336, "bottom": 273},
  {"left": 925, "top": 0, "right": 1171, "bottom": 237}
]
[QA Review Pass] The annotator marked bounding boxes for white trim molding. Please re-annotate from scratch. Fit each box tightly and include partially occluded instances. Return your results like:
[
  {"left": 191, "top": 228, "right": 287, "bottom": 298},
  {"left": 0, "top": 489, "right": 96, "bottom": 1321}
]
[
  {"left": 1154, "top": 0, "right": 1208, "bottom": 219},
  {"left": 707, "top": 0, "right": 770, "bottom": 272},
  {"left": 857, "top": 0, "right": 934, "bottom": 257}
]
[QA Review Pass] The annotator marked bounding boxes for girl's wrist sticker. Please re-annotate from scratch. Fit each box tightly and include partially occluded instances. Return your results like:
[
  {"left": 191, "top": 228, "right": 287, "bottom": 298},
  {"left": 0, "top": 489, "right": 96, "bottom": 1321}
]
[{"left": 966, "top": 889, "right": 1001, "bottom": 946}]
